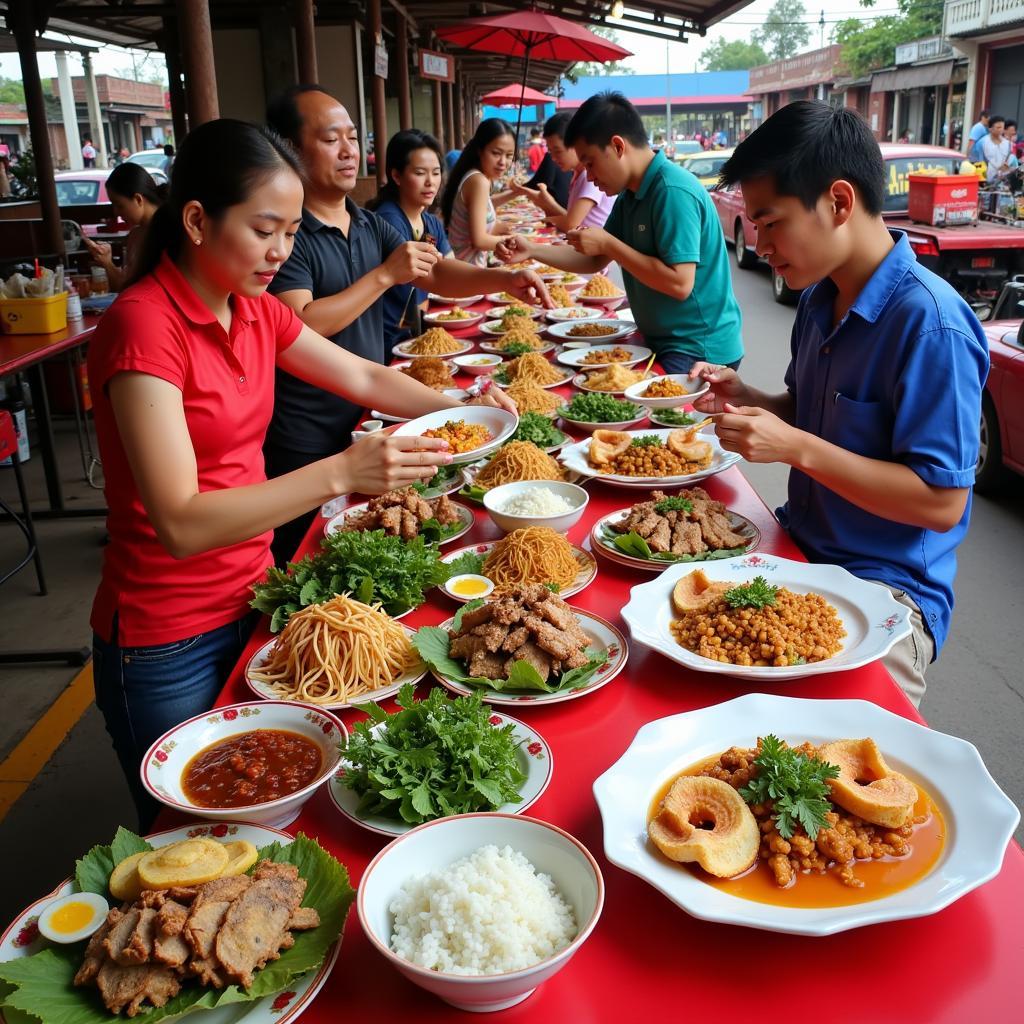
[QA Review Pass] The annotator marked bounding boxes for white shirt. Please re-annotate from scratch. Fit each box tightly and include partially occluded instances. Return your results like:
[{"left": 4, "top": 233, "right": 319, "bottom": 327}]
[
  {"left": 980, "top": 136, "right": 1011, "bottom": 181},
  {"left": 82, "top": 143, "right": 96, "bottom": 158}
]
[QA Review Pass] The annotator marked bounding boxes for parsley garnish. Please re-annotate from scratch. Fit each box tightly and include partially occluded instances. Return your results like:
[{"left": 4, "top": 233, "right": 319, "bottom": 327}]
[
  {"left": 724, "top": 575, "right": 778, "bottom": 609},
  {"left": 653, "top": 496, "right": 693, "bottom": 514},
  {"left": 738, "top": 735, "right": 840, "bottom": 840},
  {"left": 500, "top": 340, "right": 534, "bottom": 356},
  {"left": 630, "top": 434, "right": 662, "bottom": 448}
]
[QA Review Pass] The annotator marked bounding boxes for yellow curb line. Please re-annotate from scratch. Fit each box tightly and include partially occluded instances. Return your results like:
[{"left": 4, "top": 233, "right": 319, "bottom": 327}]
[{"left": 0, "top": 662, "right": 94, "bottom": 823}]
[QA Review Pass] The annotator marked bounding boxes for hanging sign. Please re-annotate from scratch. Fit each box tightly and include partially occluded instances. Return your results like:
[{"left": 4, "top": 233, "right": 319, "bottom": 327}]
[
  {"left": 375, "top": 33, "right": 389, "bottom": 78},
  {"left": 419, "top": 48, "right": 455, "bottom": 83}
]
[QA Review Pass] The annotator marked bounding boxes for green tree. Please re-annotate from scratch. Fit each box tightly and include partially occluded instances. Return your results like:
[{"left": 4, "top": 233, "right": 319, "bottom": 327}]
[
  {"left": 700, "top": 39, "right": 769, "bottom": 71},
  {"left": 832, "top": 0, "right": 944, "bottom": 78},
  {"left": 564, "top": 26, "right": 634, "bottom": 84},
  {"left": 753, "top": 0, "right": 812, "bottom": 62},
  {"left": 0, "top": 77, "right": 25, "bottom": 104}
]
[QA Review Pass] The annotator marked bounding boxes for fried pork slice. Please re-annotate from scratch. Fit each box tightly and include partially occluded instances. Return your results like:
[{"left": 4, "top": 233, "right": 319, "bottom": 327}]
[
  {"left": 694, "top": 508, "right": 747, "bottom": 549},
  {"left": 647, "top": 518, "right": 671, "bottom": 552},
  {"left": 501, "top": 625, "right": 530, "bottom": 652},
  {"left": 670, "top": 520, "right": 704, "bottom": 556},
  {"left": 120, "top": 907, "right": 158, "bottom": 965},
  {"left": 473, "top": 622, "right": 510, "bottom": 653},
  {"left": 489, "top": 596, "right": 528, "bottom": 626},
  {"left": 156, "top": 899, "right": 189, "bottom": 937},
  {"left": 505, "top": 641, "right": 553, "bottom": 683},
  {"left": 432, "top": 494, "right": 460, "bottom": 525},
  {"left": 185, "top": 900, "right": 231, "bottom": 988},
  {"left": 449, "top": 632, "right": 487, "bottom": 661},
  {"left": 288, "top": 907, "right": 321, "bottom": 930},
  {"left": 153, "top": 929, "right": 191, "bottom": 969},
  {"left": 95, "top": 960, "right": 181, "bottom": 1018},
  {"left": 104, "top": 908, "right": 141, "bottom": 965},
  {"left": 469, "top": 649, "right": 506, "bottom": 679},
  {"left": 74, "top": 910, "right": 120, "bottom": 986},
  {"left": 214, "top": 861, "right": 306, "bottom": 989},
  {"left": 523, "top": 615, "right": 582, "bottom": 663}
]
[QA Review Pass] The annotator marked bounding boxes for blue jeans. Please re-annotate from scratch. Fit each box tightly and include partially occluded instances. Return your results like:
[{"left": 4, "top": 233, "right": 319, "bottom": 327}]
[
  {"left": 93, "top": 614, "right": 256, "bottom": 830},
  {"left": 658, "top": 353, "right": 743, "bottom": 376}
]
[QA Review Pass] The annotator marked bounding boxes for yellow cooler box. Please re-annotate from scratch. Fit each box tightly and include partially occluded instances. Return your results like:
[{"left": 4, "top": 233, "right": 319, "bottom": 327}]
[{"left": 0, "top": 291, "right": 68, "bottom": 335}]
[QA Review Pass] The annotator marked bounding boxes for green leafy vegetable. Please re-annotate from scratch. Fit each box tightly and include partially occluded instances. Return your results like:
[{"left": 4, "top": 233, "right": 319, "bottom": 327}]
[
  {"left": 411, "top": 462, "right": 462, "bottom": 496},
  {"left": 493, "top": 367, "right": 510, "bottom": 386},
  {"left": 559, "top": 392, "right": 640, "bottom": 423},
  {"left": 458, "top": 482, "right": 490, "bottom": 504},
  {"left": 650, "top": 408, "right": 698, "bottom": 427},
  {"left": 630, "top": 434, "right": 662, "bottom": 447},
  {"left": 413, "top": 626, "right": 608, "bottom": 695},
  {"left": 445, "top": 551, "right": 486, "bottom": 579},
  {"left": 510, "top": 411, "right": 566, "bottom": 448},
  {"left": 724, "top": 575, "right": 778, "bottom": 610},
  {"left": 0, "top": 833, "right": 353, "bottom": 1024},
  {"left": 738, "top": 735, "right": 840, "bottom": 840},
  {"left": 653, "top": 496, "right": 693, "bottom": 514},
  {"left": 341, "top": 684, "right": 526, "bottom": 824},
  {"left": 499, "top": 340, "right": 534, "bottom": 356},
  {"left": 75, "top": 827, "right": 150, "bottom": 896},
  {"left": 251, "top": 528, "right": 449, "bottom": 630}
]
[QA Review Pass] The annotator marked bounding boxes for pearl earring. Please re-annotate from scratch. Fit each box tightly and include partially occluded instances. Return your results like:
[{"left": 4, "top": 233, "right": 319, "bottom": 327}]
[{"left": 194, "top": 237, "right": 201, "bottom": 246}]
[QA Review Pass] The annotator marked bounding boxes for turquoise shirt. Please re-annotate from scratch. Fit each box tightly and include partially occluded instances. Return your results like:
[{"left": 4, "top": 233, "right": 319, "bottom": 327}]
[{"left": 605, "top": 150, "right": 743, "bottom": 363}]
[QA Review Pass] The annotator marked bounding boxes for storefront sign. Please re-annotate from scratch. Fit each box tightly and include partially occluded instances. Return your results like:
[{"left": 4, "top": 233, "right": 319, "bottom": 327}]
[
  {"left": 375, "top": 41, "right": 389, "bottom": 79},
  {"left": 419, "top": 48, "right": 454, "bottom": 83}
]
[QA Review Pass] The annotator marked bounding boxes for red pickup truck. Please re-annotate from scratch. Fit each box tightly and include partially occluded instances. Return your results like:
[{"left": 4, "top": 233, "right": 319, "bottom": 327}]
[{"left": 712, "top": 143, "right": 1024, "bottom": 319}]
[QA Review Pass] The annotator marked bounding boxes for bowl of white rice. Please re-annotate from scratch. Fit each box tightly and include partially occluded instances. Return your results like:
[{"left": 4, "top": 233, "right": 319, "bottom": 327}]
[
  {"left": 357, "top": 813, "right": 604, "bottom": 1013},
  {"left": 482, "top": 480, "right": 589, "bottom": 535}
]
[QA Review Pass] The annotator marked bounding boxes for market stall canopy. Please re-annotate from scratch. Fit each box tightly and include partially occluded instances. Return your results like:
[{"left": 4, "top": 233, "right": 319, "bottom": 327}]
[{"left": 481, "top": 84, "right": 553, "bottom": 107}]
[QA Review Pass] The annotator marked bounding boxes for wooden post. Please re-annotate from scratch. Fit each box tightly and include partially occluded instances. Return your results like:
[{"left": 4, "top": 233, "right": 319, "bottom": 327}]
[
  {"left": 7, "top": 0, "right": 63, "bottom": 258},
  {"left": 293, "top": 0, "right": 318, "bottom": 84},
  {"left": 455, "top": 75, "right": 466, "bottom": 149},
  {"left": 445, "top": 80, "right": 455, "bottom": 158},
  {"left": 176, "top": 0, "right": 219, "bottom": 126},
  {"left": 369, "top": 0, "right": 388, "bottom": 187},
  {"left": 162, "top": 20, "right": 188, "bottom": 144},
  {"left": 433, "top": 80, "right": 444, "bottom": 151},
  {"left": 396, "top": 15, "right": 412, "bottom": 131}
]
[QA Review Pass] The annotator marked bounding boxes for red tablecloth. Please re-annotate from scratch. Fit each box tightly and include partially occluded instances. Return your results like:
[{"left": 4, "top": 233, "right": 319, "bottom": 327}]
[
  {"left": 0, "top": 314, "right": 100, "bottom": 377},
  {"left": 200, "top": 337, "right": 1023, "bottom": 1020}
]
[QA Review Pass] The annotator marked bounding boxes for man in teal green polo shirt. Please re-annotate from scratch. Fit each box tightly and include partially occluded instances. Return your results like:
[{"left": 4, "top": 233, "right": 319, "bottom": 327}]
[{"left": 498, "top": 91, "right": 743, "bottom": 373}]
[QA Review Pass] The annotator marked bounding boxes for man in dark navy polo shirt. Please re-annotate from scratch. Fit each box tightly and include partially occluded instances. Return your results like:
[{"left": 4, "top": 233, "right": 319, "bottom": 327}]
[
  {"left": 265, "top": 86, "right": 549, "bottom": 564},
  {"left": 691, "top": 102, "right": 988, "bottom": 707}
]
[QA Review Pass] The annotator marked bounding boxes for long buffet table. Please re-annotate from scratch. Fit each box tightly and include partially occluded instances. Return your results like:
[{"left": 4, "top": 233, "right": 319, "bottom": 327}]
[{"left": 196, "top": 317, "right": 1024, "bottom": 1020}]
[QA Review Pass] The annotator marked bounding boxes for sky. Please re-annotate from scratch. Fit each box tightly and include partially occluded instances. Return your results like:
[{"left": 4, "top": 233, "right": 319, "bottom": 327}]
[{"left": 0, "top": 0, "right": 894, "bottom": 87}]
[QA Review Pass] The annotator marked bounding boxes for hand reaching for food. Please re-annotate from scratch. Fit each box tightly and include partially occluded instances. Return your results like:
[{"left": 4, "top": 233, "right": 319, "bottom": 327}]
[
  {"left": 495, "top": 235, "right": 534, "bottom": 264},
  {"left": 503, "top": 268, "right": 555, "bottom": 309},
  {"left": 690, "top": 363, "right": 751, "bottom": 414},
  {"left": 712, "top": 404, "right": 799, "bottom": 464},
  {"left": 335, "top": 430, "right": 451, "bottom": 493}
]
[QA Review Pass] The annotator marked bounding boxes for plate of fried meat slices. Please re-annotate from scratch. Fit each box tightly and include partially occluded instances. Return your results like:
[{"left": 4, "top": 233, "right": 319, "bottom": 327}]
[{"left": 0, "top": 822, "right": 353, "bottom": 1024}]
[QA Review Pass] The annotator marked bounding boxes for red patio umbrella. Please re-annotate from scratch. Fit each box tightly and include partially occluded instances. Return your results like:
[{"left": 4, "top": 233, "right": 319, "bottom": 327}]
[
  {"left": 437, "top": 11, "right": 632, "bottom": 148},
  {"left": 480, "top": 84, "right": 553, "bottom": 107}
]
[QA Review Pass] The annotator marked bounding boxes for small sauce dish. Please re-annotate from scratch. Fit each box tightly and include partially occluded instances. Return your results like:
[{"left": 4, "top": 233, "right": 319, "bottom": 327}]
[{"left": 444, "top": 574, "right": 495, "bottom": 600}]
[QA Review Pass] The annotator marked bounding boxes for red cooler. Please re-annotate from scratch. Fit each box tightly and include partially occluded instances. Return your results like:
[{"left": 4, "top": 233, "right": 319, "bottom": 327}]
[{"left": 907, "top": 173, "right": 979, "bottom": 226}]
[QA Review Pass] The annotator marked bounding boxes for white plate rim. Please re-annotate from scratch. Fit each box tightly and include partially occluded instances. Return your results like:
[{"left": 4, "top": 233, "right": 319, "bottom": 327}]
[
  {"left": 390, "top": 407, "right": 519, "bottom": 465},
  {"left": 428, "top": 293, "right": 483, "bottom": 306},
  {"left": 592, "top": 693, "right": 1021, "bottom": 936},
  {"left": 554, "top": 338, "right": 647, "bottom": 364},
  {"left": 545, "top": 306, "right": 603, "bottom": 323},
  {"left": 392, "top": 338, "right": 475, "bottom": 359}
]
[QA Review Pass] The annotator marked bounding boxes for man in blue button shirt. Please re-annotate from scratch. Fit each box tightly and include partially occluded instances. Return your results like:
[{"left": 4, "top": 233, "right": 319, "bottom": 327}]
[{"left": 692, "top": 101, "right": 989, "bottom": 706}]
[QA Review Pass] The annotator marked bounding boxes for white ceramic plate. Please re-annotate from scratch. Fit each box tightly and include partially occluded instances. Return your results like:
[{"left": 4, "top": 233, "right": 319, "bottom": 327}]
[
  {"left": 621, "top": 553, "right": 913, "bottom": 680},
  {"left": 545, "top": 306, "right": 602, "bottom": 323},
  {"left": 551, "top": 328, "right": 643, "bottom": 352},
  {"left": 392, "top": 338, "right": 475, "bottom": 360},
  {"left": 390, "top": 407, "right": 518, "bottom": 465},
  {"left": 429, "top": 293, "right": 483, "bottom": 306},
  {"left": 624, "top": 374, "right": 711, "bottom": 409},
  {"left": 422, "top": 309, "right": 485, "bottom": 329},
  {"left": 577, "top": 289, "right": 627, "bottom": 308},
  {"left": 486, "top": 291, "right": 543, "bottom": 305},
  {"left": 571, "top": 370, "right": 644, "bottom": 396},
  {"left": 591, "top": 506, "right": 760, "bottom": 571},
  {"left": 439, "top": 539, "right": 598, "bottom": 601},
  {"left": 560, "top": 429, "right": 743, "bottom": 488},
  {"left": 371, "top": 387, "right": 468, "bottom": 424},
  {"left": 324, "top": 498, "right": 474, "bottom": 546},
  {"left": 0, "top": 822, "right": 341, "bottom": 1024},
  {"left": 593, "top": 693, "right": 1020, "bottom": 936},
  {"left": 429, "top": 609, "right": 629, "bottom": 706},
  {"left": 486, "top": 305, "right": 544, "bottom": 320},
  {"left": 493, "top": 364, "right": 575, "bottom": 390},
  {"left": 648, "top": 409, "right": 707, "bottom": 429},
  {"left": 557, "top": 401, "right": 649, "bottom": 433},
  {"left": 329, "top": 712, "right": 553, "bottom": 836}
]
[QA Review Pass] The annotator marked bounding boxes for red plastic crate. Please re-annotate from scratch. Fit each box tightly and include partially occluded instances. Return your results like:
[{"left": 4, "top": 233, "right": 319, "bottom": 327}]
[{"left": 907, "top": 174, "right": 978, "bottom": 227}]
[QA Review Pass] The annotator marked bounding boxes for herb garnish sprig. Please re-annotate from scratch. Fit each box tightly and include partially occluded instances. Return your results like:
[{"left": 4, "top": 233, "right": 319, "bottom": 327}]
[
  {"left": 724, "top": 575, "right": 778, "bottom": 609},
  {"left": 738, "top": 735, "right": 840, "bottom": 840},
  {"left": 630, "top": 434, "right": 662, "bottom": 448},
  {"left": 653, "top": 496, "right": 694, "bottom": 514}
]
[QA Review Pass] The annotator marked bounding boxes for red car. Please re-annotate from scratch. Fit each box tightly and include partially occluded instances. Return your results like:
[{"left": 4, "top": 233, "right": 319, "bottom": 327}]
[
  {"left": 713, "top": 143, "right": 1024, "bottom": 315},
  {"left": 977, "top": 308, "right": 1024, "bottom": 492}
]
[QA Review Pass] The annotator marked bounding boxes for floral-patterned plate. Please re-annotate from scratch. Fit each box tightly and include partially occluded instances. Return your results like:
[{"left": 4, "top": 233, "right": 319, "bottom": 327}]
[
  {"left": 244, "top": 624, "right": 429, "bottom": 711},
  {"left": 428, "top": 609, "right": 629, "bottom": 707},
  {"left": 328, "top": 712, "right": 553, "bottom": 837},
  {"left": 439, "top": 540, "right": 598, "bottom": 602},
  {"left": 0, "top": 822, "right": 341, "bottom": 1024},
  {"left": 621, "top": 554, "right": 913, "bottom": 681}
]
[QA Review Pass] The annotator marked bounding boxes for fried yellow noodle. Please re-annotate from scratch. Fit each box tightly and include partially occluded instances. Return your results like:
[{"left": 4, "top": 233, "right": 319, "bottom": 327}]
[
  {"left": 506, "top": 380, "right": 563, "bottom": 415},
  {"left": 505, "top": 352, "right": 564, "bottom": 385},
  {"left": 580, "top": 274, "right": 619, "bottom": 297},
  {"left": 483, "top": 526, "right": 580, "bottom": 592},
  {"left": 405, "top": 327, "right": 462, "bottom": 355},
  {"left": 474, "top": 440, "right": 566, "bottom": 488},
  {"left": 250, "top": 594, "right": 417, "bottom": 704}
]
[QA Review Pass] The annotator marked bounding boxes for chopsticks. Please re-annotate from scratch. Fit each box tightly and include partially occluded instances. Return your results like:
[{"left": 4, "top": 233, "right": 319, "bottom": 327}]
[{"left": 640, "top": 353, "right": 657, "bottom": 379}]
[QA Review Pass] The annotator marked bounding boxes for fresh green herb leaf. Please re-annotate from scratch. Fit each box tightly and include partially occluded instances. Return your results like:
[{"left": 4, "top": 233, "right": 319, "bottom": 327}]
[
  {"left": 738, "top": 735, "right": 840, "bottom": 841},
  {"left": 560, "top": 392, "right": 640, "bottom": 423},
  {"left": 75, "top": 827, "right": 151, "bottom": 896},
  {"left": 724, "top": 575, "right": 778, "bottom": 610},
  {"left": 605, "top": 527, "right": 747, "bottom": 564},
  {"left": 510, "top": 411, "right": 566, "bottom": 448},
  {"left": 650, "top": 408, "right": 698, "bottom": 427},
  {"left": 653, "top": 496, "right": 693, "bottom": 514},
  {"left": 493, "top": 367, "right": 510, "bottom": 386},
  {"left": 452, "top": 597, "right": 486, "bottom": 631},
  {"left": 342, "top": 684, "right": 526, "bottom": 824},
  {"left": 611, "top": 530, "right": 654, "bottom": 560},
  {"left": 458, "top": 482, "right": 490, "bottom": 504},
  {"left": 499, "top": 340, "right": 534, "bottom": 356},
  {"left": 630, "top": 434, "right": 662, "bottom": 448},
  {"left": 445, "top": 551, "right": 486, "bottom": 580},
  {"left": 411, "top": 462, "right": 461, "bottom": 495}
]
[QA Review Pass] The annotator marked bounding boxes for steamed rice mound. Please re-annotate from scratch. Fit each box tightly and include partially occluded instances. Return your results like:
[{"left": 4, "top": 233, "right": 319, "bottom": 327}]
[{"left": 389, "top": 844, "right": 577, "bottom": 975}]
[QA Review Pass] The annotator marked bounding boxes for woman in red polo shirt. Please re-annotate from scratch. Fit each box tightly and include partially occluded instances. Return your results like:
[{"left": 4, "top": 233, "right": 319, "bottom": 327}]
[{"left": 88, "top": 119, "right": 512, "bottom": 826}]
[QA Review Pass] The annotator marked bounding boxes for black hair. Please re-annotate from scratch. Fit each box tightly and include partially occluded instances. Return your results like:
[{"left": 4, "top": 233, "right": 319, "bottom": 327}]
[
  {"left": 440, "top": 118, "right": 514, "bottom": 226},
  {"left": 719, "top": 101, "right": 886, "bottom": 217},
  {"left": 1006, "top": 119, "right": 1017, "bottom": 131},
  {"left": 266, "top": 84, "right": 334, "bottom": 147},
  {"left": 564, "top": 92, "right": 647, "bottom": 149},
  {"left": 988, "top": 114, "right": 1006, "bottom": 127},
  {"left": 543, "top": 112, "right": 573, "bottom": 141},
  {"left": 130, "top": 119, "right": 302, "bottom": 285},
  {"left": 105, "top": 161, "right": 168, "bottom": 207},
  {"left": 529, "top": 127, "right": 541, "bottom": 138},
  {"left": 367, "top": 128, "right": 445, "bottom": 211},
  {"left": 163, "top": 143, "right": 174, "bottom": 156},
  {"left": 979, "top": 109, "right": 991, "bottom": 119}
]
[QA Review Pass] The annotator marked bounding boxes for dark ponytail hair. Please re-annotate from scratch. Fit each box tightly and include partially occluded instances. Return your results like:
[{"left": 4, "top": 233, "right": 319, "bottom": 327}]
[
  {"left": 366, "top": 129, "right": 445, "bottom": 212},
  {"left": 130, "top": 119, "right": 302, "bottom": 285},
  {"left": 441, "top": 118, "right": 514, "bottom": 227},
  {"left": 105, "top": 161, "right": 168, "bottom": 207}
]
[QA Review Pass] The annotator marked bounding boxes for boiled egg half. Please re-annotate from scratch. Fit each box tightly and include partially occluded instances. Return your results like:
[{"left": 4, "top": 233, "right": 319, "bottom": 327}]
[{"left": 37, "top": 891, "right": 109, "bottom": 944}]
